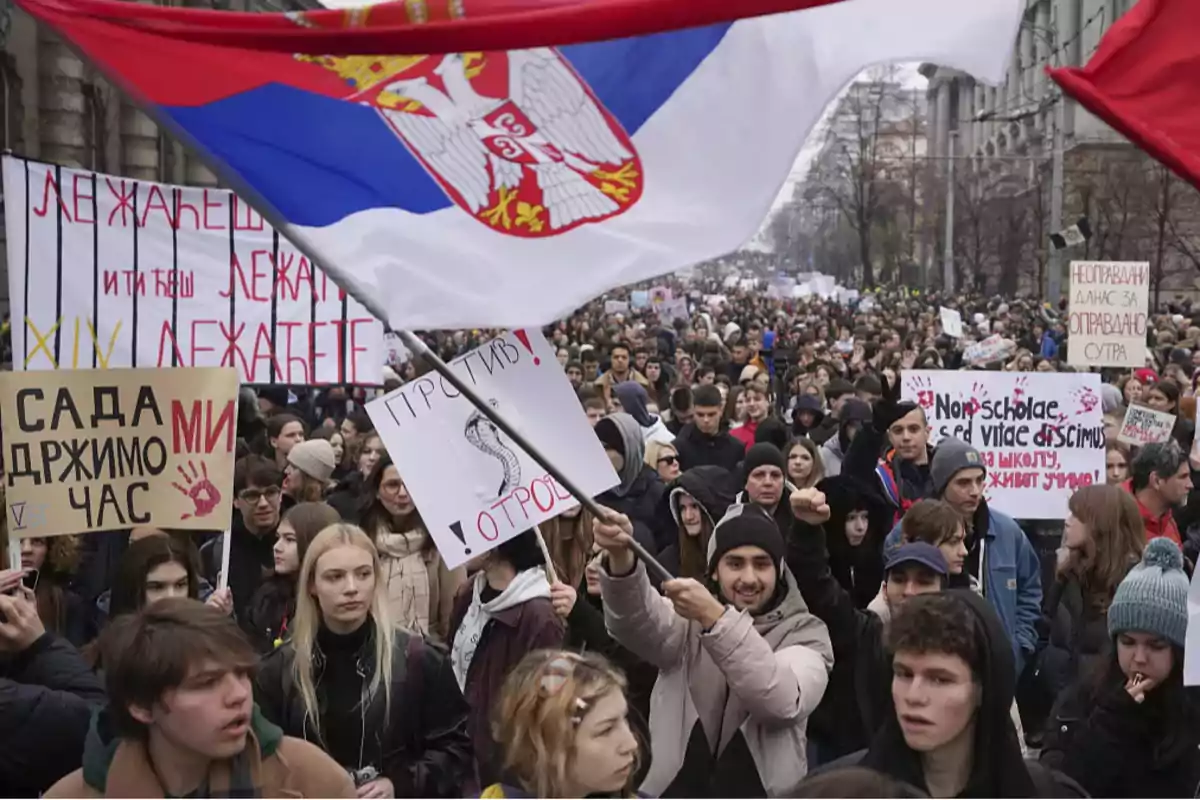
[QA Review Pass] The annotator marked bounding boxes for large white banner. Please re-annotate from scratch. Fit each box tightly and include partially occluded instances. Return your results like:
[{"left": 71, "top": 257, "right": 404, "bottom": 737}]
[
  {"left": 902, "top": 371, "right": 1105, "bottom": 520},
  {"left": 3, "top": 156, "right": 383, "bottom": 384},
  {"left": 1067, "top": 260, "right": 1149, "bottom": 368},
  {"left": 366, "top": 331, "right": 617, "bottom": 569}
]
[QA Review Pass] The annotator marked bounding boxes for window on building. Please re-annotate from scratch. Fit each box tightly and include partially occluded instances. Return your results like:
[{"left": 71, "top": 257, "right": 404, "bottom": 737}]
[
  {"left": 81, "top": 83, "right": 108, "bottom": 172},
  {"left": 0, "top": 55, "right": 22, "bottom": 153}
]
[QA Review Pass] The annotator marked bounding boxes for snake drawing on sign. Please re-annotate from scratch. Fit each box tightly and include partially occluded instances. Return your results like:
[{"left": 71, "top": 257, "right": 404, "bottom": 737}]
[{"left": 464, "top": 399, "right": 522, "bottom": 497}]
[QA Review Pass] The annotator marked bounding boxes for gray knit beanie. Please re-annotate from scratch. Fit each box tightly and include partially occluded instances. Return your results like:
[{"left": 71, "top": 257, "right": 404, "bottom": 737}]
[
  {"left": 930, "top": 438, "right": 987, "bottom": 497},
  {"left": 1108, "top": 538, "right": 1189, "bottom": 648}
]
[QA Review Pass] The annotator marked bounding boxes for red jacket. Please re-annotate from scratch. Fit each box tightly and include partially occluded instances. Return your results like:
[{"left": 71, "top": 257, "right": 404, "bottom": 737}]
[
  {"left": 1123, "top": 480, "right": 1182, "bottom": 546},
  {"left": 731, "top": 419, "right": 759, "bottom": 452}
]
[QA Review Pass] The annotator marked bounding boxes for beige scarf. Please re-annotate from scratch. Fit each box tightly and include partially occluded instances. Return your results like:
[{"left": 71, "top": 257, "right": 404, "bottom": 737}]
[{"left": 375, "top": 527, "right": 433, "bottom": 636}]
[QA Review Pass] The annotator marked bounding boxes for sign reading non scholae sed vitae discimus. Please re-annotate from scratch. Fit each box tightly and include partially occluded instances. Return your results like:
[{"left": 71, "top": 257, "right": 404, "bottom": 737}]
[
  {"left": 1067, "top": 260, "right": 1149, "bottom": 368},
  {"left": 0, "top": 367, "right": 238, "bottom": 537},
  {"left": 366, "top": 330, "right": 618, "bottom": 570}
]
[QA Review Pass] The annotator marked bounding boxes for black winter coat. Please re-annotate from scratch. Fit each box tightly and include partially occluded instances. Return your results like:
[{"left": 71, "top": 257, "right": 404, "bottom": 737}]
[
  {"left": 1041, "top": 676, "right": 1200, "bottom": 798},
  {"left": 595, "top": 465, "right": 665, "bottom": 557},
  {"left": 785, "top": 519, "right": 891, "bottom": 758},
  {"left": 0, "top": 633, "right": 107, "bottom": 796},
  {"left": 672, "top": 423, "right": 745, "bottom": 475},
  {"left": 242, "top": 575, "right": 296, "bottom": 654},
  {"left": 654, "top": 466, "right": 737, "bottom": 576},
  {"left": 255, "top": 624, "right": 474, "bottom": 798}
]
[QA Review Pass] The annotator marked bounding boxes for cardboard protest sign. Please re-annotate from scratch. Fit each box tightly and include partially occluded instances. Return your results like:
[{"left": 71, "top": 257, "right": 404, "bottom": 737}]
[
  {"left": 366, "top": 331, "right": 618, "bottom": 569},
  {"left": 902, "top": 371, "right": 1105, "bottom": 519},
  {"left": 3, "top": 156, "right": 384, "bottom": 384},
  {"left": 1117, "top": 405, "right": 1176, "bottom": 447},
  {"left": 940, "top": 307, "right": 964, "bottom": 338},
  {"left": 1067, "top": 260, "right": 1149, "bottom": 368},
  {"left": 0, "top": 367, "right": 238, "bottom": 537}
]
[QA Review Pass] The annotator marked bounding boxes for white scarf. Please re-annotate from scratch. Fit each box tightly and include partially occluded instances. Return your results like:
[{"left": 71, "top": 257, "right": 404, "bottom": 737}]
[{"left": 450, "top": 567, "right": 551, "bottom": 690}]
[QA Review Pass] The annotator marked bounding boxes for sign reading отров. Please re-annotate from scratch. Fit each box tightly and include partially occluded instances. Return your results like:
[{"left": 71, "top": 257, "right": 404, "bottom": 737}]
[
  {"left": 3, "top": 156, "right": 384, "bottom": 385},
  {"left": 1067, "top": 260, "right": 1149, "bottom": 368},
  {"left": 0, "top": 367, "right": 238, "bottom": 537}
]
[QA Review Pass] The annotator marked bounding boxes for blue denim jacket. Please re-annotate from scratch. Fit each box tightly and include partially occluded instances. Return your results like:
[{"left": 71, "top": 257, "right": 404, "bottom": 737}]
[{"left": 886, "top": 506, "right": 1043, "bottom": 674}]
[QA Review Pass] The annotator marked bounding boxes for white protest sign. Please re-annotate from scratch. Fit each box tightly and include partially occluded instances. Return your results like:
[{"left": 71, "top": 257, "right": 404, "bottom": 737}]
[
  {"left": 366, "top": 331, "right": 618, "bottom": 569},
  {"left": 3, "top": 156, "right": 383, "bottom": 384},
  {"left": 940, "top": 307, "right": 964, "bottom": 338},
  {"left": 902, "top": 371, "right": 1105, "bottom": 519},
  {"left": 1117, "top": 405, "right": 1176, "bottom": 447},
  {"left": 963, "top": 334, "right": 1015, "bottom": 365},
  {"left": 1067, "top": 260, "right": 1149, "bottom": 368},
  {"left": 649, "top": 286, "right": 672, "bottom": 304},
  {"left": 1186, "top": 566, "right": 1200, "bottom": 686},
  {"left": 657, "top": 298, "right": 689, "bottom": 322},
  {"left": 383, "top": 331, "right": 410, "bottom": 366},
  {"left": 604, "top": 300, "right": 630, "bottom": 315}
]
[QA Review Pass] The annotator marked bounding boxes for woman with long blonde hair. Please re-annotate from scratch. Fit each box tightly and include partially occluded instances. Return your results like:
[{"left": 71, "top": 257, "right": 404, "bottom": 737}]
[
  {"left": 255, "top": 523, "right": 473, "bottom": 798},
  {"left": 483, "top": 650, "right": 639, "bottom": 799}
]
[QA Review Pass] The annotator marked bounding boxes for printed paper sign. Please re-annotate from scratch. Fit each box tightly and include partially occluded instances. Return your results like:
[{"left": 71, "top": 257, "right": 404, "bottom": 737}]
[
  {"left": 3, "top": 156, "right": 384, "bottom": 384},
  {"left": 1118, "top": 405, "right": 1176, "bottom": 447},
  {"left": 366, "top": 331, "right": 618, "bottom": 569},
  {"left": 657, "top": 298, "right": 689, "bottom": 322},
  {"left": 903, "top": 371, "right": 1105, "bottom": 520},
  {"left": 940, "top": 307, "right": 964, "bottom": 338},
  {"left": 964, "top": 334, "right": 1015, "bottom": 365},
  {"left": 604, "top": 300, "right": 630, "bottom": 315},
  {"left": 649, "top": 286, "right": 672, "bottom": 304},
  {"left": 1067, "top": 260, "right": 1149, "bottom": 368},
  {"left": 0, "top": 367, "right": 238, "bottom": 537}
]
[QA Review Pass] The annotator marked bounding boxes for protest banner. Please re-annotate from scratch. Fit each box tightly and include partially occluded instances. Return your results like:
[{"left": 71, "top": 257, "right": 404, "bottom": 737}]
[
  {"left": 963, "top": 334, "right": 1016, "bottom": 366},
  {"left": 940, "top": 307, "right": 964, "bottom": 338},
  {"left": 902, "top": 371, "right": 1105, "bottom": 519},
  {"left": 366, "top": 330, "right": 618, "bottom": 569},
  {"left": 1067, "top": 260, "right": 1149, "bottom": 368},
  {"left": 0, "top": 367, "right": 238, "bottom": 537},
  {"left": 630, "top": 291, "right": 650, "bottom": 309},
  {"left": 649, "top": 286, "right": 672, "bottom": 304},
  {"left": 657, "top": 298, "right": 689, "bottom": 322},
  {"left": 1117, "top": 405, "right": 1176, "bottom": 447},
  {"left": 3, "top": 156, "right": 384, "bottom": 384},
  {"left": 604, "top": 300, "right": 630, "bottom": 315},
  {"left": 1185, "top": 567, "right": 1200, "bottom": 686}
]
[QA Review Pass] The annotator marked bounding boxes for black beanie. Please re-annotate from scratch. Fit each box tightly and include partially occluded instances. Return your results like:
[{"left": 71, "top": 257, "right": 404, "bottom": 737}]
[
  {"left": 744, "top": 443, "right": 785, "bottom": 481},
  {"left": 754, "top": 418, "right": 789, "bottom": 451},
  {"left": 707, "top": 504, "right": 786, "bottom": 574}
]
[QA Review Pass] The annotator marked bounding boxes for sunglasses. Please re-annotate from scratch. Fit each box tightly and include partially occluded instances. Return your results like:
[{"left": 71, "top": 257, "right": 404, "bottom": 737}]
[
  {"left": 239, "top": 486, "right": 282, "bottom": 504},
  {"left": 657, "top": 455, "right": 679, "bottom": 466}
]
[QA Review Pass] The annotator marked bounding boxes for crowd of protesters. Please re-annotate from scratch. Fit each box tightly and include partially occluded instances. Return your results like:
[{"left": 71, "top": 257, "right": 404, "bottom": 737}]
[{"left": 2, "top": 275, "right": 1200, "bottom": 798}]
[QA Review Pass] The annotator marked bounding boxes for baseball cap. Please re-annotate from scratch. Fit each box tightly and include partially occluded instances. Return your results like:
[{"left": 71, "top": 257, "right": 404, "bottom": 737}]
[{"left": 885, "top": 542, "right": 949, "bottom": 576}]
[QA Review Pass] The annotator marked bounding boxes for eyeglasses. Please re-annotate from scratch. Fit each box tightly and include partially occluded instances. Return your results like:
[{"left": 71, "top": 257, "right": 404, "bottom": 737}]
[
  {"left": 239, "top": 486, "right": 282, "bottom": 504},
  {"left": 657, "top": 455, "right": 679, "bottom": 466}
]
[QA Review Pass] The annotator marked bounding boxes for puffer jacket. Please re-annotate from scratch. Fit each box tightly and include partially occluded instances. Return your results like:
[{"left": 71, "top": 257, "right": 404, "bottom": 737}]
[{"left": 601, "top": 557, "right": 832, "bottom": 798}]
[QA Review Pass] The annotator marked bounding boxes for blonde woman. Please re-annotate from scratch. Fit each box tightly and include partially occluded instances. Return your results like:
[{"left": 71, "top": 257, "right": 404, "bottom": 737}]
[
  {"left": 483, "top": 650, "right": 640, "bottom": 799},
  {"left": 645, "top": 440, "right": 681, "bottom": 483},
  {"left": 254, "top": 524, "right": 473, "bottom": 798}
]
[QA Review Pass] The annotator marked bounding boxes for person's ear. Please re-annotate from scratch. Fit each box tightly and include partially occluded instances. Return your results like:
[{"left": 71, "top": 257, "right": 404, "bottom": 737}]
[{"left": 128, "top": 703, "right": 154, "bottom": 726}]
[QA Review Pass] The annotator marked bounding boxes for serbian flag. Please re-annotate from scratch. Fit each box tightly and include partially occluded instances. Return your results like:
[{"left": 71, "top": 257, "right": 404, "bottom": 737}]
[
  {"left": 1050, "top": 0, "right": 1200, "bottom": 193},
  {"left": 20, "top": 0, "right": 1024, "bottom": 329}
]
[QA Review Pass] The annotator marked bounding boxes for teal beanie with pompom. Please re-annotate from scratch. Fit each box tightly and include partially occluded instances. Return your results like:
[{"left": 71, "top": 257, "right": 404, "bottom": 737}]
[{"left": 1108, "top": 538, "right": 1189, "bottom": 648}]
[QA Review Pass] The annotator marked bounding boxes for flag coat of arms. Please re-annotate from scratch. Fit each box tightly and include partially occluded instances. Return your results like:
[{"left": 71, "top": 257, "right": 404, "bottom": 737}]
[{"left": 20, "top": 0, "right": 1024, "bottom": 329}]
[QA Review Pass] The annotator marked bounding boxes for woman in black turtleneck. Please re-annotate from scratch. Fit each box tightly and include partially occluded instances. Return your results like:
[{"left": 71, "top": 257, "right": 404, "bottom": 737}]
[{"left": 255, "top": 523, "right": 474, "bottom": 798}]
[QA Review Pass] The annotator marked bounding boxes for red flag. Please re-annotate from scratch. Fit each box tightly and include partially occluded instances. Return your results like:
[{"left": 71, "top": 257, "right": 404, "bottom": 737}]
[{"left": 1049, "top": 0, "right": 1200, "bottom": 191}]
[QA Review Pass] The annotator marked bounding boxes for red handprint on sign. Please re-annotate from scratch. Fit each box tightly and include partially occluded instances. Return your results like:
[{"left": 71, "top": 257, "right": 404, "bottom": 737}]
[
  {"left": 906, "top": 375, "right": 934, "bottom": 410},
  {"left": 1013, "top": 376, "right": 1029, "bottom": 401},
  {"left": 1071, "top": 387, "right": 1099, "bottom": 416},
  {"left": 172, "top": 461, "right": 222, "bottom": 520}
]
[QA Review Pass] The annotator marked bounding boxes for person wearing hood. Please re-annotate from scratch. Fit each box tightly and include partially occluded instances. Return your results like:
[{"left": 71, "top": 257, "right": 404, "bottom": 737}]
[
  {"left": 46, "top": 600, "right": 354, "bottom": 799},
  {"left": 737, "top": 443, "right": 798, "bottom": 537},
  {"left": 844, "top": 592, "right": 1078, "bottom": 797},
  {"left": 449, "top": 530, "right": 563, "bottom": 785},
  {"left": 786, "top": 487, "right": 950, "bottom": 760},
  {"left": 595, "top": 413, "right": 668, "bottom": 554},
  {"left": 1041, "top": 538, "right": 1200, "bottom": 798},
  {"left": 673, "top": 384, "right": 747, "bottom": 474},
  {"left": 820, "top": 398, "right": 872, "bottom": 478},
  {"left": 818, "top": 475, "right": 892, "bottom": 610},
  {"left": 595, "top": 502, "right": 834, "bottom": 797},
  {"left": 656, "top": 465, "right": 738, "bottom": 579},
  {"left": 884, "top": 439, "right": 1043, "bottom": 675},
  {"left": 792, "top": 395, "right": 826, "bottom": 439},
  {"left": 614, "top": 381, "right": 675, "bottom": 447}
]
